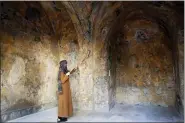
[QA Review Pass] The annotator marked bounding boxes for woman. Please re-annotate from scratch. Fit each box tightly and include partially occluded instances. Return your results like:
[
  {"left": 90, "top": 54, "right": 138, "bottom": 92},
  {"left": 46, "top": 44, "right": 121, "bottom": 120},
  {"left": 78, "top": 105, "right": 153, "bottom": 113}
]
[{"left": 57, "top": 60, "right": 76, "bottom": 122}]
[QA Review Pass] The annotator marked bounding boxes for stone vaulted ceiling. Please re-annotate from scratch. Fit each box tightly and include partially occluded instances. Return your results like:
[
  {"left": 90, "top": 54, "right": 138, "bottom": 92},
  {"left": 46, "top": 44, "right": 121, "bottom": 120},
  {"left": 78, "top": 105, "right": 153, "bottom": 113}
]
[{"left": 1, "top": 1, "right": 183, "bottom": 45}]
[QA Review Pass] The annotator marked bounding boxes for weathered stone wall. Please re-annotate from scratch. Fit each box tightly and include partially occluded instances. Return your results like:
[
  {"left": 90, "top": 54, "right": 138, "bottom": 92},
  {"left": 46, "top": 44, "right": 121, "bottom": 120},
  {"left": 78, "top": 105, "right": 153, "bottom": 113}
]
[
  {"left": 177, "top": 29, "right": 184, "bottom": 106},
  {"left": 115, "top": 20, "right": 176, "bottom": 106},
  {"left": 63, "top": 40, "right": 94, "bottom": 111},
  {"left": 93, "top": 39, "right": 109, "bottom": 111},
  {"left": 0, "top": 2, "right": 81, "bottom": 121},
  {"left": 1, "top": 32, "right": 58, "bottom": 117},
  {"left": 107, "top": 33, "right": 117, "bottom": 110},
  {"left": 78, "top": 43, "right": 94, "bottom": 110},
  {"left": 0, "top": 2, "right": 183, "bottom": 120}
]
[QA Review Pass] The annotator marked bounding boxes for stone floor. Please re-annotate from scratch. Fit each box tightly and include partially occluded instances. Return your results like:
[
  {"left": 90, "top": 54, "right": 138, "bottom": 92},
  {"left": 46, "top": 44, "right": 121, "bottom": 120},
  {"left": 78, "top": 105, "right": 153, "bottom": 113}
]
[{"left": 8, "top": 104, "right": 184, "bottom": 122}]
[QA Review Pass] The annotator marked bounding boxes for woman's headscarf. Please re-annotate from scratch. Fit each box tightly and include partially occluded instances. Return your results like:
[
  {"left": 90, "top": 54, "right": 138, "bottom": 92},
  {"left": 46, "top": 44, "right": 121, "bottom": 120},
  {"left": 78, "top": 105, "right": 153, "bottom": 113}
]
[
  {"left": 58, "top": 60, "right": 69, "bottom": 81},
  {"left": 58, "top": 60, "right": 69, "bottom": 93}
]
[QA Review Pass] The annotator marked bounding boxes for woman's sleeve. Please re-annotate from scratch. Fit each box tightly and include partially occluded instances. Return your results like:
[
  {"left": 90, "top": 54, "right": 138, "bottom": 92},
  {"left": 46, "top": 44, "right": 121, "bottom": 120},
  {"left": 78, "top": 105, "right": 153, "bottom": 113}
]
[{"left": 61, "top": 72, "right": 69, "bottom": 84}]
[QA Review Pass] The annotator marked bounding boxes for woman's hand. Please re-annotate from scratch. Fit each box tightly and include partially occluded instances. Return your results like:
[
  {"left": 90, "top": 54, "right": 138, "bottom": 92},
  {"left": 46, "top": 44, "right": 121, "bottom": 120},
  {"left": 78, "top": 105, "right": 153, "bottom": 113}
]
[{"left": 66, "top": 72, "right": 70, "bottom": 76}]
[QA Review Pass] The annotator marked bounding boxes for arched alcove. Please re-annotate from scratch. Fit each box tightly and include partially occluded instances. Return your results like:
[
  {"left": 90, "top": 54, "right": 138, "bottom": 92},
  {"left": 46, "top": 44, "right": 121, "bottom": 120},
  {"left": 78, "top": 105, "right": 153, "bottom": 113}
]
[{"left": 106, "top": 2, "right": 183, "bottom": 115}]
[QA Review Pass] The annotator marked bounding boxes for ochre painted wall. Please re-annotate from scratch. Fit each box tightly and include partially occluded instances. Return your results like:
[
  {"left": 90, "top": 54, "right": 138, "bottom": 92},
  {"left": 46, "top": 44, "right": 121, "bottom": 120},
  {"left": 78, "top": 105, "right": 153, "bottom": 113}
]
[{"left": 116, "top": 20, "right": 175, "bottom": 106}]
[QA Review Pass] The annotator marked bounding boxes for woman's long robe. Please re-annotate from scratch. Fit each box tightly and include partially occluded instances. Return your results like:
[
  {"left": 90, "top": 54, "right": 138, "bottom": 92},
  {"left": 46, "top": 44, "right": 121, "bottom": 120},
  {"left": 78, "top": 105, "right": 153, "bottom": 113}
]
[{"left": 58, "top": 72, "right": 73, "bottom": 117}]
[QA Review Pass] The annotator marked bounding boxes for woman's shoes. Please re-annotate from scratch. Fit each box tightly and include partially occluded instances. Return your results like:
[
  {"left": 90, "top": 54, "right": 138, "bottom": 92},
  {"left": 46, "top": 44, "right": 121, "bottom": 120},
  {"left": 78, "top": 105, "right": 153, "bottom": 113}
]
[{"left": 57, "top": 117, "right": 68, "bottom": 122}]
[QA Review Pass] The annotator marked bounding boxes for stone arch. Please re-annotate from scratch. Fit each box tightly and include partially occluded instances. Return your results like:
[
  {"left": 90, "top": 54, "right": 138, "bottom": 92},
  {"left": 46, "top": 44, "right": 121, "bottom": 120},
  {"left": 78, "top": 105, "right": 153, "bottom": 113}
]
[{"left": 103, "top": 1, "right": 183, "bottom": 112}]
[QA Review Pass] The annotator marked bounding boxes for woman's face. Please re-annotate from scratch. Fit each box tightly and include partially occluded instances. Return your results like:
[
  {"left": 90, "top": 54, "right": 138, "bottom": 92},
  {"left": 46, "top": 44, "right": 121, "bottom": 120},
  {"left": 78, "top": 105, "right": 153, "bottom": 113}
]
[{"left": 64, "top": 63, "right": 67, "bottom": 68}]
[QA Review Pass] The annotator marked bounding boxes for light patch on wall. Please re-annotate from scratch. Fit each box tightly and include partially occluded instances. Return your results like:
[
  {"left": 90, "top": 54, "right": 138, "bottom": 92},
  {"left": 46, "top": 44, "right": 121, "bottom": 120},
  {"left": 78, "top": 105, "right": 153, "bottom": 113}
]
[
  {"left": 43, "top": 57, "right": 58, "bottom": 102},
  {"left": 67, "top": 52, "right": 78, "bottom": 70},
  {"left": 35, "top": 52, "right": 58, "bottom": 104},
  {"left": 8, "top": 56, "right": 26, "bottom": 85},
  {"left": 6, "top": 56, "right": 27, "bottom": 105}
]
